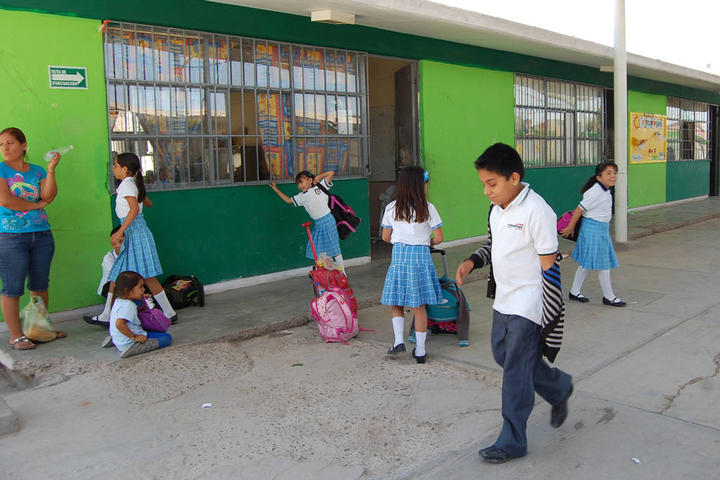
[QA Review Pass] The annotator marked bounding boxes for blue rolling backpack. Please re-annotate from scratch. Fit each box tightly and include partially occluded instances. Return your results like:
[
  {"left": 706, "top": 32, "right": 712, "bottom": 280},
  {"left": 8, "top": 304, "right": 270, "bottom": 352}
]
[{"left": 409, "top": 248, "right": 471, "bottom": 347}]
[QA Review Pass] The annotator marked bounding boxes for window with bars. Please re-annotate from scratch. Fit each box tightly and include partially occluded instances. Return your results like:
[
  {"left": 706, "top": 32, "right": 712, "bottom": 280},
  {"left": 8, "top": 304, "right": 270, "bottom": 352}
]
[
  {"left": 666, "top": 97, "right": 710, "bottom": 161},
  {"left": 104, "top": 23, "right": 368, "bottom": 190},
  {"left": 514, "top": 74, "right": 605, "bottom": 167}
]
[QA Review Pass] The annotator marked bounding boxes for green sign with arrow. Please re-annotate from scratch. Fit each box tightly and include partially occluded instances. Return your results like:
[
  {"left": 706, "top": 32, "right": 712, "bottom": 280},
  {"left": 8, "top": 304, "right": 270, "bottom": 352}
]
[{"left": 48, "top": 66, "right": 88, "bottom": 89}]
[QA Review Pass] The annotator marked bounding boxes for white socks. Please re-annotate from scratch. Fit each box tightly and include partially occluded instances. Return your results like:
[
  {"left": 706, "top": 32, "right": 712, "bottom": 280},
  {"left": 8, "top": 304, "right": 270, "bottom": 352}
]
[
  {"left": 570, "top": 266, "right": 589, "bottom": 296},
  {"left": 598, "top": 270, "right": 616, "bottom": 300},
  {"left": 96, "top": 292, "right": 113, "bottom": 322},
  {"left": 415, "top": 331, "right": 427, "bottom": 357},
  {"left": 571, "top": 266, "right": 618, "bottom": 300},
  {"left": 392, "top": 316, "right": 405, "bottom": 347},
  {"left": 153, "top": 290, "right": 177, "bottom": 318}
]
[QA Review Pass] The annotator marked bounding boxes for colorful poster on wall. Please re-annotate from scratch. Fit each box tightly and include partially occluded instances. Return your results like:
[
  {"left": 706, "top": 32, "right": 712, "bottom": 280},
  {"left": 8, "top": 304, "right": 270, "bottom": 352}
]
[
  {"left": 257, "top": 93, "right": 293, "bottom": 178},
  {"left": 630, "top": 112, "right": 667, "bottom": 164}
]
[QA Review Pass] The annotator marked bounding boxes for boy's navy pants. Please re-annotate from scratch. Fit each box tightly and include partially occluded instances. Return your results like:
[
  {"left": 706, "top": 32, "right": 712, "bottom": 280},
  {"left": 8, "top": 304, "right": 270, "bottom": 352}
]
[{"left": 490, "top": 310, "right": 573, "bottom": 457}]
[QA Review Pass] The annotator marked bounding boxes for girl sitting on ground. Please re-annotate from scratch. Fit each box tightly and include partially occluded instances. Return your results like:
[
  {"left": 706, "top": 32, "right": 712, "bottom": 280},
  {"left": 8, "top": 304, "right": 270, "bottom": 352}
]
[{"left": 109, "top": 270, "right": 172, "bottom": 359}]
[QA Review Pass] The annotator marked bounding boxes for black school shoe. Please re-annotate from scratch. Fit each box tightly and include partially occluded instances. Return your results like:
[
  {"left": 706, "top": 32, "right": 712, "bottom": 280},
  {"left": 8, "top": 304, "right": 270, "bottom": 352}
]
[
  {"left": 170, "top": 314, "right": 179, "bottom": 324},
  {"left": 83, "top": 315, "right": 109, "bottom": 327},
  {"left": 602, "top": 297, "right": 626, "bottom": 307},
  {"left": 478, "top": 446, "right": 524, "bottom": 464},
  {"left": 412, "top": 348, "right": 426, "bottom": 364},
  {"left": 568, "top": 292, "right": 590, "bottom": 303},
  {"left": 551, "top": 384, "right": 573, "bottom": 428},
  {"left": 387, "top": 343, "right": 406, "bottom": 354}
]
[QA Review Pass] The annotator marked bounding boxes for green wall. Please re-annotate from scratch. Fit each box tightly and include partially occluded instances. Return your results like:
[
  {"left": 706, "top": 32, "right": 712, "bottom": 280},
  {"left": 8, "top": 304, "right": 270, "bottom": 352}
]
[
  {"left": 627, "top": 91, "right": 667, "bottom": 208},
  {"left": 127, "top": 180, "right": 370, "bottom": 284},
  {"left": 666, "top": 160, "right": 710, "bottom": 202},
  {"left": 0, "top": 11, "right": 110, "bottom": 317},
  {"left": 525, "top": 166, "right": 596, "bottom": 216},
  {"left": 419, "top": 60, "right": 514, "bottom": 239}
]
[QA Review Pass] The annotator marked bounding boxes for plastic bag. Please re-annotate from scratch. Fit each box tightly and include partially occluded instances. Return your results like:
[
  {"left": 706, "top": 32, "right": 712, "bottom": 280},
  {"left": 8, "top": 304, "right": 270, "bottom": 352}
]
[{"left": 21, "top": 296, "right": 57, "bottom": 342}]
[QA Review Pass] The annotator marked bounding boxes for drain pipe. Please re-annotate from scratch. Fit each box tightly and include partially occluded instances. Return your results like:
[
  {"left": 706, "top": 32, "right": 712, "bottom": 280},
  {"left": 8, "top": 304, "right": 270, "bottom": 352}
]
[{"left": 614, "top": 0, "right": 628, "bottom": 243}]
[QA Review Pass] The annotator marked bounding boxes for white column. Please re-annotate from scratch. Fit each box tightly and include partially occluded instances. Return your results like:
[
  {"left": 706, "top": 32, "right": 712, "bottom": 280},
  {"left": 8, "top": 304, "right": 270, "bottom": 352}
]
[{"left": 614, "top": 0, "right": 628, "bottom": 243}]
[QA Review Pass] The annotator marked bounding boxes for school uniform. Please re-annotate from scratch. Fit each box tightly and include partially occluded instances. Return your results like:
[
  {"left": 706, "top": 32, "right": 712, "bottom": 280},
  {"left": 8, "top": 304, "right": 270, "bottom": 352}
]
[
  {"left": 292, "top": 178, "right": 341, "bottom": 259},
  {"left": 570, "top": 182, "right": 618, "bottom": 270},
  {"left": 380, "top": 201, "right": 443, "bottom": 308},
  {"left": 470, "top": 184, "right": 572, "bottom": 457},
  {"left": 108, "top": 177, "right": 163, "bottom": 281}
]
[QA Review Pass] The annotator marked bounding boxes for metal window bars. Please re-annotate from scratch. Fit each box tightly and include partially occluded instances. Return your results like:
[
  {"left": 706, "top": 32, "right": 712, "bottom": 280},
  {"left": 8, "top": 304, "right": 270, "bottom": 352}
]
[
  {"left": 104, "top": 22, "right": 369, "bottom": 190},
  {"left": 514, "top": 74, "right": 604, "bottom": 168},
  {"left": 667, "top": 97, "right": 710, "bottom": 162}
]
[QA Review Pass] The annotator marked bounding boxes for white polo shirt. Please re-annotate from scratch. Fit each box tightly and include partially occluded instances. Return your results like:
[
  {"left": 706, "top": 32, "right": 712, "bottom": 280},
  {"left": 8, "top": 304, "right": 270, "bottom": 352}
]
[
  {"left": 579, "top": 182, "right": 612, "bottom": 222},
  {"left": 381, "top": 201, "right": 442, "bottom": 245},
  {"left": 115, "top": 177, "right": 143, "bottom": 219},
  {"left": 490, "top": 183, "right": 558, "bottom": 325},
  {"left": 292, "top": 178, "right": 332, "bottom": 220}
]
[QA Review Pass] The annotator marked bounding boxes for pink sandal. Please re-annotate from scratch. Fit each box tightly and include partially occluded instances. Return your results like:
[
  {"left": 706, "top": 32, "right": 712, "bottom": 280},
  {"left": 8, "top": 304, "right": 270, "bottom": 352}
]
[{"left": 9, "top": 336, "right": 36, "bottom": 350}]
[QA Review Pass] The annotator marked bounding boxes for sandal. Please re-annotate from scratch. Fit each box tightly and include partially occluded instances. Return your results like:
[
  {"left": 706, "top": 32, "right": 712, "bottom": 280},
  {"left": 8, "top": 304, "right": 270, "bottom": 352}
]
[
  {"left": 55, "top": 331, "right": 67, "bottom": 339},
  {"left": 9, "top": 336, "right": 36, "bottom": 350}
]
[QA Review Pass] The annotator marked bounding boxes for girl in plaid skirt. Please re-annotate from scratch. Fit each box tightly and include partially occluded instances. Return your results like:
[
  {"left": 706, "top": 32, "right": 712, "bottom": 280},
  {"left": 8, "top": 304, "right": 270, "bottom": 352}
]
[
  {"left": 380, "top": 166, "right": 444, "bottom": 363},
  {"left": 560, "top": 162, "right": 625, "bottom": 307},
  {"left": 85, "top": 153, "right": 177, "bottom": 326}
]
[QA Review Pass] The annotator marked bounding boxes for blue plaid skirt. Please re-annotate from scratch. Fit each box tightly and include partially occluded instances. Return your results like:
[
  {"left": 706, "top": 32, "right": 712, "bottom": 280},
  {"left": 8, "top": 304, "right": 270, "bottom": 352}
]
[
  {"left": 306, "top": 213, "right": 341, "bottom": 259},
  {"left": 571, "top": 217, "right": 618, "bottom": 270},
  {"left": 108, "top": 213, "right": 163, "bottom": 281},
  {"left": 381, "top": 243, "right": 443, "bottom": 308}
]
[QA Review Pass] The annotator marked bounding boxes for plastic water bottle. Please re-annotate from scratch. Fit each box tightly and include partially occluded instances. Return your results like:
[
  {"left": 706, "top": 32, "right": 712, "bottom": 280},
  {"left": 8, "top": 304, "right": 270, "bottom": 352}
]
[{"left": 44, "top": 145, "right": 73, "bottom": 162}]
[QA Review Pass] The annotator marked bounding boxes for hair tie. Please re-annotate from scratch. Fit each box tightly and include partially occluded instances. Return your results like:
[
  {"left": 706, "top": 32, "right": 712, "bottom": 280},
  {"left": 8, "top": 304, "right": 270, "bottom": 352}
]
[{"left": 423, "top": 169, "right": 430, "bottom": 183}]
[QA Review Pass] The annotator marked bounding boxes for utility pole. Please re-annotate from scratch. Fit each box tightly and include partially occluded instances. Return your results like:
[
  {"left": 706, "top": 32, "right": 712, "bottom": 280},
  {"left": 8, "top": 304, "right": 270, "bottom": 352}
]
[{"left": 614, "top": 0, "right": 628, "bottom": 243}]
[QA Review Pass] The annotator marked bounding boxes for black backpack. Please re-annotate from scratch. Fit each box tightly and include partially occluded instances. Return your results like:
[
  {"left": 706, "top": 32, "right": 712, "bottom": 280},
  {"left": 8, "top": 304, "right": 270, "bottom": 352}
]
[
  {"left": 161, "top": 275, "right": 205, "bottom": 309},
  {"left": 316, "top": 182, "right": 361, "bottom": 240}
]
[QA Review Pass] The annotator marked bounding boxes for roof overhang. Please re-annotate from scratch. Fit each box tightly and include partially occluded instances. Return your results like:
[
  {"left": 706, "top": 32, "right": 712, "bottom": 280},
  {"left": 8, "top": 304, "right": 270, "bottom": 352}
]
[{"left": 210, "top": 0, "right": 720, "bottom": 94}]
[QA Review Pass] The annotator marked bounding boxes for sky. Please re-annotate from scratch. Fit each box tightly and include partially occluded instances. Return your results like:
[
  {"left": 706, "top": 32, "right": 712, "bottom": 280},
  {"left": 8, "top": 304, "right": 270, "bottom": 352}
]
[{"left": 433, "top": 0, "right": 720, "bottom": 76}]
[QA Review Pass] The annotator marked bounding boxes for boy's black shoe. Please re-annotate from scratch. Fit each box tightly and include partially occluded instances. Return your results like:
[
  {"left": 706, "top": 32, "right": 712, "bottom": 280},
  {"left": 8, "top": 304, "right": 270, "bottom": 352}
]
[
  {"left": 602, "top": 297, "right": 626, "bottom": 307},
  {"left": 170, "top": 314, "right": 179, "bottom": 324},
  {"left": 568, "top": 292, "right": 590, "bottom": 303},
  {"left": 551, "top": 384, "right": 573, "bottom": 428},
  {"left": 479, "top": 446, "right": 522, "bottom": 464},
  {"left": 412, "top": 348, "right": 426, "bottom": 364},
  {"left": 83, "top": 315, "right": 109, "bottom": 327},
  {"left": 387, "top": 343, "right": 406, "bottom": 354}
]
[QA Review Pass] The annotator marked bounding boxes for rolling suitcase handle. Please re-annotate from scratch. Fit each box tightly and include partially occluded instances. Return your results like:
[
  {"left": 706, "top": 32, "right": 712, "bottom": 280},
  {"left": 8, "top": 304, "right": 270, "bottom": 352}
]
[{"left": 302, "top": 221, "right": 320, "bottom": 266}]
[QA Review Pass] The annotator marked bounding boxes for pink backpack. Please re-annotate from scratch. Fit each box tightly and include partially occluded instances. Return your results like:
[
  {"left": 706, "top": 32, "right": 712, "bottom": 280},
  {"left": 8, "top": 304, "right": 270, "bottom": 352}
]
[{"left": 310, "top": 287, "right": 358, "bottom": 344}]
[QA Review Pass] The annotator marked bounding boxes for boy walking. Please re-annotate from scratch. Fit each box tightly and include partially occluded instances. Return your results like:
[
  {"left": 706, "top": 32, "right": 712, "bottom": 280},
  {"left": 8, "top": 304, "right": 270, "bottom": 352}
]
[{"left": 455, "top": 143, "right": 573, "bottom": 464}]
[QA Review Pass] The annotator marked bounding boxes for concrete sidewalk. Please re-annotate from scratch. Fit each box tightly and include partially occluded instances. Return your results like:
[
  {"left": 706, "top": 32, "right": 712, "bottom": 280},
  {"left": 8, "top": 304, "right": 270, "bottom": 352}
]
[{"left": 2, "top": 196, "right": 719, "bottom": 373}]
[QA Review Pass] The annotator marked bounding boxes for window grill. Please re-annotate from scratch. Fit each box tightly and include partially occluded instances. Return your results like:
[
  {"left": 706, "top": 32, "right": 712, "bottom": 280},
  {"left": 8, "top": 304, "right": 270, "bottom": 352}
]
[
  {"left": 514, "top": 74, "right": 604, "bottom": 167},
  {"left": 104, "top": 23, "right": 369, "bottom": 190},
  {"left": 666, "top": 97, "right": 710, "bottom": 161}
]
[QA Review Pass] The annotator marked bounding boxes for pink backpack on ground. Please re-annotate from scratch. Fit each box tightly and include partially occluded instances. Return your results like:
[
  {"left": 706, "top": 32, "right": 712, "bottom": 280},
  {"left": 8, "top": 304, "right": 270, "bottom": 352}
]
[{"left": 310, "top": 287, "right": 358, "bottom": 344}]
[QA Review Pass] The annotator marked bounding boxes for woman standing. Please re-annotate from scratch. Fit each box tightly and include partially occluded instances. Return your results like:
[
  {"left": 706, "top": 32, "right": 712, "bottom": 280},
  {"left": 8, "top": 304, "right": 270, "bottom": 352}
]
[{"left": 0, "top": 127, "right": 65, "bottom": 350}]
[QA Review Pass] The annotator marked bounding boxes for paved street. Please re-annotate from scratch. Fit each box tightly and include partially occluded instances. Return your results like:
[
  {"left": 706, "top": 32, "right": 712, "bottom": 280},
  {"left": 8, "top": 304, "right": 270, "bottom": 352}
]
[{"left": 0, "top": 204, "right": 719, "bottom": 479}]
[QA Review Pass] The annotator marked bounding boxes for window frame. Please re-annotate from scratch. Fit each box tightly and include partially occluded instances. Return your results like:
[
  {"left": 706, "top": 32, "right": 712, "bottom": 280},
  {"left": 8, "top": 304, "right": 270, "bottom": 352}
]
[
  {"left": 666, "top": 97, "right": 710, "bottom": 162},
  {"left": 104, "top": 22, "right": 369, "bottom": 191},
  {"left": 514, "top": 74, "right": 605, "bottom": 168}
]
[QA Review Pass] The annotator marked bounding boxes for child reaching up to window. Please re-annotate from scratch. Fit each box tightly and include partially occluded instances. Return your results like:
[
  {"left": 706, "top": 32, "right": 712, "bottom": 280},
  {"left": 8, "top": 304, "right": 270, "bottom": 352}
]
[{"left": 270, "top": 170, "right": 345, "bottom": 272}]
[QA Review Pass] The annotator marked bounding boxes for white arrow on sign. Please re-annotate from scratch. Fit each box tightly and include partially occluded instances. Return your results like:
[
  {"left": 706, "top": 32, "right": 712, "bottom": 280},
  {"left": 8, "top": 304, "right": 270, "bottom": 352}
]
[{"left": 51, "top": 72, "right": 84, "bottom": 84}]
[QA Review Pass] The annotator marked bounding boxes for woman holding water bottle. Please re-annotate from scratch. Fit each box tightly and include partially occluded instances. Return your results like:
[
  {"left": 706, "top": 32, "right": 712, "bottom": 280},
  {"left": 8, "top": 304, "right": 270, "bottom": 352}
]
[{"left": 0, "top": 127, "right": 66, "bottom": 350}]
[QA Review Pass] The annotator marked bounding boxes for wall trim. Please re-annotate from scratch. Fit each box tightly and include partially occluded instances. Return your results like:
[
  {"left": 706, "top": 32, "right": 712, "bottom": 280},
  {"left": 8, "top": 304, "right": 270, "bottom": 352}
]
[{"left": 628, "top": 195, "right": 708, "bottom": 213}]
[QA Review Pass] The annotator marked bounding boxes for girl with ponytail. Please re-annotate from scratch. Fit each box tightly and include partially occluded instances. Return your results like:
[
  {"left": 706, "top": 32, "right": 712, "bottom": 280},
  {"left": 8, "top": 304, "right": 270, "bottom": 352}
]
[
  {"left": 560, "top": 161, "right": 625, "bottom": 307},
  {"left": 84, "top": 153, "right": 177, "bottom": 327}
]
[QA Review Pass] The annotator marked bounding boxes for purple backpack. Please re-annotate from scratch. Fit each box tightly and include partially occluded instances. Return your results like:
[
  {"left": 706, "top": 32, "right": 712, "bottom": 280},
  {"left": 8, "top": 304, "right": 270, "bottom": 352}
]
[{"left": 137, "top": 298, "right": 171, "bottom": 332}]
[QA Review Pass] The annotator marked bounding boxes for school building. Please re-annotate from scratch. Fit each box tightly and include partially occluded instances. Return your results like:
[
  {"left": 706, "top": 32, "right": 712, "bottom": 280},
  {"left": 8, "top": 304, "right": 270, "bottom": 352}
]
[{"left": 1, "top": 0, "right": 719, "bottom": 315}]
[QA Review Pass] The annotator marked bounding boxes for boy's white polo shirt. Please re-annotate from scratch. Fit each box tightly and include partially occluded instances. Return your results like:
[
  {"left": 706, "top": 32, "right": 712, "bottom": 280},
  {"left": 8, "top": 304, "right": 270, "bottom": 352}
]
[{"left": 490, "top": 183, "right": 558, "bottom": 325}]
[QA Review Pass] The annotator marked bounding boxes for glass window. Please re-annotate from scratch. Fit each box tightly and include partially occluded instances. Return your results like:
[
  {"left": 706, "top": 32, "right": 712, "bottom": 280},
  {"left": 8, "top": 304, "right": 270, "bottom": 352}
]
[
  {"left": 104, "top": 23, "right": 368, "bottom": 190},
  {"left": 667, "top": 97, "right": 710, "bottom": 161},
  {"left": 514, "top": 74, "right": 604, "bottom": 167}
]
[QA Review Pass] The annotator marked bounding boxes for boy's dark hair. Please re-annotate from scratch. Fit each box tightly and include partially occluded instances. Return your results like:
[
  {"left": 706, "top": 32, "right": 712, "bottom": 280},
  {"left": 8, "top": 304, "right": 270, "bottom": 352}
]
[
  {"left": 474, "top": 143, "right": 524, "bottom": 181},
  {"left": 581, "top": 161, "right": 618, "bottom": 194},
  {"left": 110, "top": 225, "right": 121, "bottom": 236},
  {"left": 294, "top": 170, "right": 314, "bottom": 184}
]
